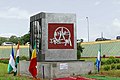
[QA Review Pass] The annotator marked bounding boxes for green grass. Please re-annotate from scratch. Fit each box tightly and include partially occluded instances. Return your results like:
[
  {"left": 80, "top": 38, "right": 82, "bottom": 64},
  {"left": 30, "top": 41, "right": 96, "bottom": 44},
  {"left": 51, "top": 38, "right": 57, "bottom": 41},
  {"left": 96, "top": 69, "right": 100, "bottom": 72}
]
[
  {"left": 80, "top": 57, "right": 96, "bottom": 62},
  {"left": 80, "top": 57, "right": 111, "bottom": 62},
  {"left": 0, "top": 63, "right": 32, "bottom": 80},
  {"left": 1, "top": 57, "right": 120, "bottom": 80},
  {"left": 81, "top": 58, "right": 120, "bottom": 77},
  {"left": 100, "top": 70, "right": 120, "bottom": 77},
  {"left": 81, "top": 74, "right": 120, "bottom": 80},
  {"left": 1, "top": 62, "right": 120, "bottom": 80}
]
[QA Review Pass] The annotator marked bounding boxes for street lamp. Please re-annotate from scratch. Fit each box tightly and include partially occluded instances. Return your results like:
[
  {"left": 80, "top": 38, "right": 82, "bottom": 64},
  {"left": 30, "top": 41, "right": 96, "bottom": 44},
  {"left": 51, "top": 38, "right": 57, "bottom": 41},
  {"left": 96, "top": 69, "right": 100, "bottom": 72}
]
[{"left": 86, "top": 17, "right": 89, "bottom": 42}]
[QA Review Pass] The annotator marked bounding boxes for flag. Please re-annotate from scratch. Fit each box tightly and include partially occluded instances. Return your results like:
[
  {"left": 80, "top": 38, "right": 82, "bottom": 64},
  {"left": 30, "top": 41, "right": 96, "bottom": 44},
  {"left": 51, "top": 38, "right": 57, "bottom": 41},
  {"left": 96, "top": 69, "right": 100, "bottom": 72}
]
[
  {"left": 29, "top": 42, "right": 37, "bottom": 78},
  {"left": 14, "top": 42, "right": 20, "bottom": 76},
  {"left": 96, "top": 44, "right": 101, "bottom": 72},
  {"left": 8, "top": 46, "right": 17, "bottom": 74}
]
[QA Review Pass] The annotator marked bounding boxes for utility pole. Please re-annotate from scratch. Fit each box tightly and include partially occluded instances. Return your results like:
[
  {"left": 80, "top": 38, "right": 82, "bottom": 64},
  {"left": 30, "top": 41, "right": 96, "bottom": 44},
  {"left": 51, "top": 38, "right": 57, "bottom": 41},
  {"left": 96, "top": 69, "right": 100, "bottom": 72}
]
[
  {"left": 101, "top": 32, "right": 103, "bottom": 40},
  {"left": 86, "top": 17, "right": 89, "bottom": 42}
]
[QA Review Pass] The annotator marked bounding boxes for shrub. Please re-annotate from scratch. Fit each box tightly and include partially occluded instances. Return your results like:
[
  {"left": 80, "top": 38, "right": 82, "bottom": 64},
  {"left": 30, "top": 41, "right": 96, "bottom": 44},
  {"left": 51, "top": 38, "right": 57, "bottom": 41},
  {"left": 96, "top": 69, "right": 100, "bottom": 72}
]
[
  {"left": 77, "top": 42, "right": 84, "bottom": 59},
  {"left": 101, "top": 60, "right": 106, "bottom": 65},
  {"left": 105, "top": 57, "right": 119, "bottom": 65},
  {"left": 115, "top": 58, "right": 120, "bottom": 63},
  {"left": 0, "top": 59, "right": 9, "bottom": 64},
  {"left": 106, "top": 59, "right": 113, "bottom": 64},
  {"left": 19, "top": 56, "right": 29, "bottom": 60},
  {"left": 109, "top": 56, "right": 115, "bottom": 59},
  {"left": 111, "top": 64, "right": 116, "bottom": 70},
  {"left": 104, "top": 65, "right": 110, "bottom": 71},
  {"left": 77, "top": 50, "right": 81, "bottom": 59},
  {"left": 113, "top": 58, "right": 118, "bottom": 63},
  {"left": 117, "top": 65, "right": 120, "bottom": 69}
]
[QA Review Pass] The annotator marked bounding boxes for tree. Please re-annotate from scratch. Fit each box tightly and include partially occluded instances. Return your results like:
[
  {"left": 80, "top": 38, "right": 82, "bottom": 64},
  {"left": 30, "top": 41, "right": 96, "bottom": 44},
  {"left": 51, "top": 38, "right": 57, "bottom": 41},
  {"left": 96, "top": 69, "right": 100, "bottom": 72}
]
[
  {"left": 20, "top": 33, "right": 30, "bottom": 45},
  {"left": 77, "top": 42, "right": 84, "bottom": 59},
  {"left": 77, "top": 39, "right": 84, "bottom": 42},
  {"left": 0, "top": 32, "right": 30, "bottom": 45},
  {"left": 9, "top": 35, "right": 18, "bottom": 44},
  {"left": 0, "top": 37, "right": 8, "bottom": 45}
]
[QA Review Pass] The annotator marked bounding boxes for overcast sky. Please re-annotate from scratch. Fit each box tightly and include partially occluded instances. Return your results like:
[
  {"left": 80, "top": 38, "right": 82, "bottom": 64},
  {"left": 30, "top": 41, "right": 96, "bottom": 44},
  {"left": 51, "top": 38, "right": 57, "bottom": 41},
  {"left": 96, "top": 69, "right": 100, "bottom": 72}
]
[{"left": 0, "top": 0, "right": 120, "bottom": 41}]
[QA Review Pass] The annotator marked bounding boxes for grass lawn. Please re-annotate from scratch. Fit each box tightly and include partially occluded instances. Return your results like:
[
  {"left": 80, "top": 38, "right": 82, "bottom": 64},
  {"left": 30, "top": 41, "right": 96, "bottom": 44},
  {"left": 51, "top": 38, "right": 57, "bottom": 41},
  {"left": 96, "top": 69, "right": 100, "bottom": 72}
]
[
  {"left": 81, "top": 74, "right": 120, "bottom": 80},
  {"left": 0, "top": 63, "right": 32, "bottom": 80},
  {"left": 100, "top": 70, "right": 120, "bottom": 77},
  {"left": 80, "top": 57, "right": 110, "bottom": 62},
  {"left": 80, "top": 57, "right": 120, "bottom": 79},
  {"left": 1, "top": 58, "right": 120, "bottom": 80}
]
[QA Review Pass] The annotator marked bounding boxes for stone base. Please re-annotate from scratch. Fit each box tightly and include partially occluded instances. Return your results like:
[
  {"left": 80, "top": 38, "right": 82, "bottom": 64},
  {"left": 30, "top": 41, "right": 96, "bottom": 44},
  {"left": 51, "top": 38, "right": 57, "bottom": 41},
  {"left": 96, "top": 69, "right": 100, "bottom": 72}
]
[{"left": 20, "top": 60, "right": 94, "bottom": 79}]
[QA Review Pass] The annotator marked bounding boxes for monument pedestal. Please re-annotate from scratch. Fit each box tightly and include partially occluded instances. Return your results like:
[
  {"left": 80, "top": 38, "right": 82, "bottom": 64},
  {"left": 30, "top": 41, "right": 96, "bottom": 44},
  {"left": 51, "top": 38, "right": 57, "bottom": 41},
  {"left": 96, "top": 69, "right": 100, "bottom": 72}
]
[{"left": 20, "top": 60, "right": 94, "bottom": 79}]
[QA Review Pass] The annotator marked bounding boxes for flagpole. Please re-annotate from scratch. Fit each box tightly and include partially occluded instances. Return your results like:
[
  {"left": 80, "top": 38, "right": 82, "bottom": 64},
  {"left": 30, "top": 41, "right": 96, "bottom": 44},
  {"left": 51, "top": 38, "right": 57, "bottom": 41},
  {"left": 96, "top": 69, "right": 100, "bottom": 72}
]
[
  {"left": 100, "top": 43, "right": 101, "bottom": 60},
  {"left": 14, "top": 42, "right": 17, "bottom": 75},
  {"left": 18, "top": 63, "right": 20, "bottom": 76},
  {"left": 16, "top": 41, "right": 20, "bottom": 76},
  {"left": 98, "top": 43, "right": 101, "bottom": 72},
  {"left": 18, "top": 42, "right": 20, "bottom": 76},
  {"left": 96, "top": 43, "right": 101, "bottom": 73},
  {"left": 100, "top": 43, "right": 102, "bottom": 73}
]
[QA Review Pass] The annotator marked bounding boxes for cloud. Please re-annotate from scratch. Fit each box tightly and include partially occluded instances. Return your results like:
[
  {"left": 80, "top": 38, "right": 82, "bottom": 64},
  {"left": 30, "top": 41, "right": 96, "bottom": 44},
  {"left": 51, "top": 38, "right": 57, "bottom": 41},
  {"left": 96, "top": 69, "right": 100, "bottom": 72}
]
[
  {"left": 0, "top": 7, "right": 30, "bottom": 19},
  {"left": 112, "top": 18, "right": 120, "bottom": 27},
  {"left": 94, "top": 1, "right": 101, "bottom": 6},
  {"left": 113, "top": 0, "right": 120, "bottom": 5}
]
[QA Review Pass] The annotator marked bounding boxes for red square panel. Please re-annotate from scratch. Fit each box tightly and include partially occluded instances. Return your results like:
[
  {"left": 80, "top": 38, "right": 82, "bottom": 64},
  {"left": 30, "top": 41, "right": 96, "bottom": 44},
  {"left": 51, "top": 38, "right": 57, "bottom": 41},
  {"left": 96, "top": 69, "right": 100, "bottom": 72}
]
[{"left": 48, "top": 23, "right": 74, "bottom": 49}]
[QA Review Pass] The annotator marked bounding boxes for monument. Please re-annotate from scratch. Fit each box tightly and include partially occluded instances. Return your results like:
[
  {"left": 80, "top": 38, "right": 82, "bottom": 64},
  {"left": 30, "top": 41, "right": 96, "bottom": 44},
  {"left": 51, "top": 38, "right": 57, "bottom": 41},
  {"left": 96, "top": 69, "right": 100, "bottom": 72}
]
[
  {"left": 20, "top": 12, "right": 94, "bottom": 79},
  {"left": 29, "top": 12, "right": 77, "bottom": 61}
]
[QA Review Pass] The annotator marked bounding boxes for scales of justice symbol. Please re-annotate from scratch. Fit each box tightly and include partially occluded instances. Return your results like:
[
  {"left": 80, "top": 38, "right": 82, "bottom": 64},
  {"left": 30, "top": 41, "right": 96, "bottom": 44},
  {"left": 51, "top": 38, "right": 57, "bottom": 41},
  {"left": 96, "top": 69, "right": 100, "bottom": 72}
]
[{"left": 50, "top": 27, "right": 72, "bottom": 46}]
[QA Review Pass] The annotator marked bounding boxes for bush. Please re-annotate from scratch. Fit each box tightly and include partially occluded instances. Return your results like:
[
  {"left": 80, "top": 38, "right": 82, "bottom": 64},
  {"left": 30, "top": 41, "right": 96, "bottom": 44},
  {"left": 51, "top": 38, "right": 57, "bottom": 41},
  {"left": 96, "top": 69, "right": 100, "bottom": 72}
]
[
  {"left": 112, "top": 58, "right": 118, "bottom": 63},
  {"left": 109, "top": 56, "right": 115, "bottom": 59},
  {"left": 19, "top": 56, "right": 29, "bottom": 60},
  {"left": 105, "top": 57, "right": 120, "bottom": 65},
  {"left": 115, "top": 58, "right": 120, "bottom": 63},
  {"left": 104, "top": 65, "right": 110, "bottom": 71},
  {"left": 0, "top": 59, "right": 9, "bottom": 64},
  {"left": 77, "top": 50, "right": 81, "bottom": 59},
  {"left": 101, "top": 60, "right": 106, "bottom": 65},
  {"left": 117, "top": 65, "right": 120, "bottom": 69},
  {"left": 111, "top": 64, "right": 116, "bottom": 70},
  {"left": 106, "top": 59, "right": 113, "bottom": 64},
  {"left": 77, "top": 42, "right": 84, "bottom": 59}
]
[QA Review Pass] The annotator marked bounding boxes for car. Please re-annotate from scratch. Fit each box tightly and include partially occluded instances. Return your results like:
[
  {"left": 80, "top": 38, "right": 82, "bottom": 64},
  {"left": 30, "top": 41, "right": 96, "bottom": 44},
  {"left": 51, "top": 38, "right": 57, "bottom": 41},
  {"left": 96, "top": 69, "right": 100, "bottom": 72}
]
[
  {"left": 95, "top": 38, "right": 111, "bottom": 41},
  {"left": 116, "top": 36, "right": 120, "bottom": 39},
  {"left": 1, "top": 42, "right": 16, "bottom": 46},
  {"left": 25, "top": 42, "right": 30, "bottom": 45}
]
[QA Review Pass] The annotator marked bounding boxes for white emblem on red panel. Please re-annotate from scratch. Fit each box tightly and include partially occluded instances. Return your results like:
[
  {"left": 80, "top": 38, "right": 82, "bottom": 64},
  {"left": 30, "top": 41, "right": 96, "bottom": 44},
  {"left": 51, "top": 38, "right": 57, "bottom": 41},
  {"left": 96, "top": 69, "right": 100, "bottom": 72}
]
[{"left": 50, "top": 27, "right": 72, "bottom": 46}]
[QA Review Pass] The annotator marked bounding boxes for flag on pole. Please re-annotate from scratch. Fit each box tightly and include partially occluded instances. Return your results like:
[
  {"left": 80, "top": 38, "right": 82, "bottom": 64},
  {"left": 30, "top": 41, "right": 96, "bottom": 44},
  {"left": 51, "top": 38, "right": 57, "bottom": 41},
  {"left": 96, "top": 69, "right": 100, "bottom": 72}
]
[
  {"left": 14, "top": 42, "right": 20, "bottom": 76},
  {"left": 8, "top": 46, "right": 17, "bottom": 74},
  {"left": 29, "top": 42, "right": 37, "bottom": 78},
  {"left": 96, "top": 44, "right": 101, "bottom": 72}
]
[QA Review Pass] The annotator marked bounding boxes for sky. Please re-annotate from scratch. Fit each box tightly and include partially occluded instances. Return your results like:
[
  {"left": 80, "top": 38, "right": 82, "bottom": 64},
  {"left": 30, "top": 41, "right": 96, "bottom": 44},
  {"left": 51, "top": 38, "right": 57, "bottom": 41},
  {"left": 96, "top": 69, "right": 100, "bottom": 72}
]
[{"left": 0, "top": 0, "right": 120, "bottom": 42}]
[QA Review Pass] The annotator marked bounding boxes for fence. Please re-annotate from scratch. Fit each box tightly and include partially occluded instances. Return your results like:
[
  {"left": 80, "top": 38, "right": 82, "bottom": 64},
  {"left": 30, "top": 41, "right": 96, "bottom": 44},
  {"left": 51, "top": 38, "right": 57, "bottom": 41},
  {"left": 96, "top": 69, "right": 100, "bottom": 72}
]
[
  {"left": 0, "top": 45, "right": 29, "bottom": 59},
  {"left": 81, "top": 40, "right": 120, "bottom": 57}
]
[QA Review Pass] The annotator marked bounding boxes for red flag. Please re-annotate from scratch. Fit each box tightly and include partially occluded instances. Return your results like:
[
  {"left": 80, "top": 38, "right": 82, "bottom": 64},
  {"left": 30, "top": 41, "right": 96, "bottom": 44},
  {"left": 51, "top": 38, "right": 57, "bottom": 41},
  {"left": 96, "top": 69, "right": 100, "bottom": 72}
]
[{"left": 29, "top": 43, "right": 37, "bottom": 78}]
